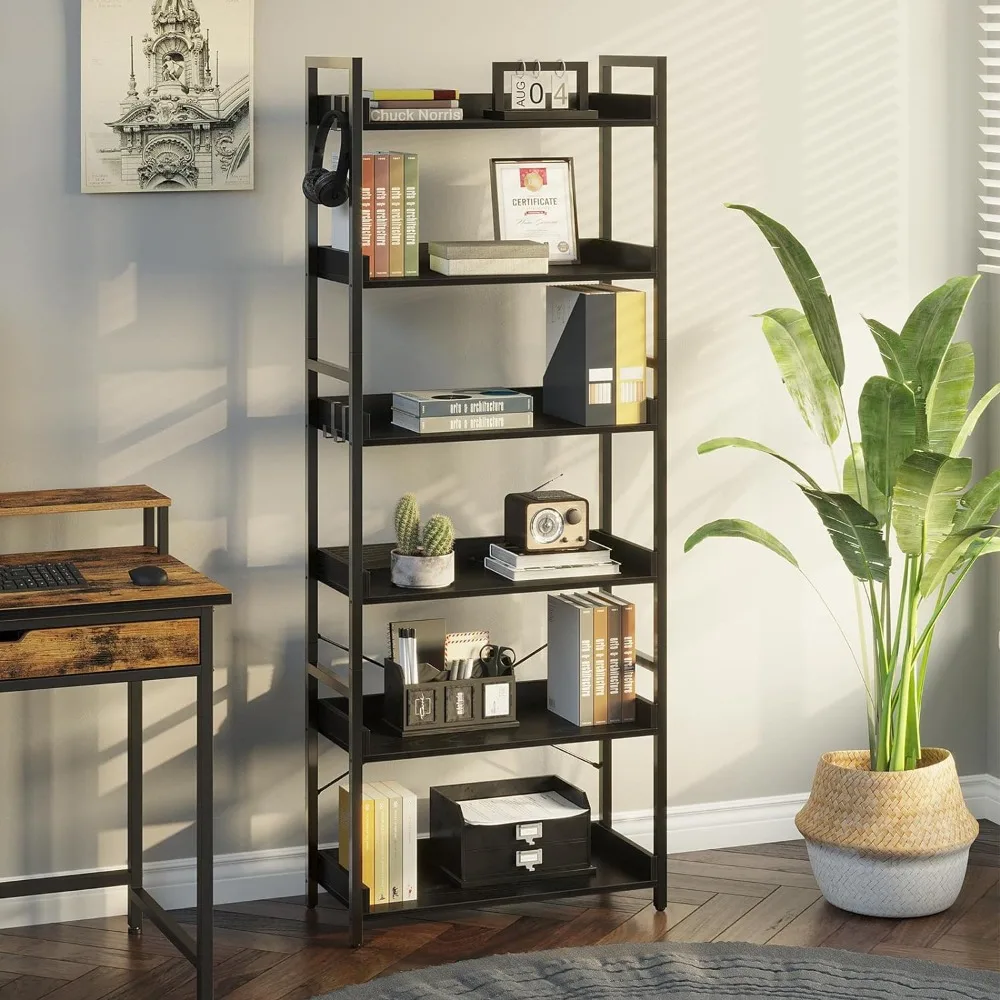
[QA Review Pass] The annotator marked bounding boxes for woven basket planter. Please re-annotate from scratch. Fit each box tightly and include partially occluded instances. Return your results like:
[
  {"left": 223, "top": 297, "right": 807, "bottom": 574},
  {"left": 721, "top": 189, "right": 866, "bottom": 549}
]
[{"left": 795, "top": 748, "right": 979, "bottom": 918}]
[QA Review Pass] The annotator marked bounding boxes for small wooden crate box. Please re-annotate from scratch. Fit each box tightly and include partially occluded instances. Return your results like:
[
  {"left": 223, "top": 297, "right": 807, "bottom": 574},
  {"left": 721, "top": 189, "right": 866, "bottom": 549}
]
[{"left": 430, "top": 776, "right": 595, "bottom": 888}]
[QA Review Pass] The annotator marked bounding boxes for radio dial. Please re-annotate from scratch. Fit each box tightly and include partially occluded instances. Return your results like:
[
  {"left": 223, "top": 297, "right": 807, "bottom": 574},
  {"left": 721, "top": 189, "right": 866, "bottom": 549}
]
[{"left": 565, "top": 507, "right": 583, "bottom": 525}]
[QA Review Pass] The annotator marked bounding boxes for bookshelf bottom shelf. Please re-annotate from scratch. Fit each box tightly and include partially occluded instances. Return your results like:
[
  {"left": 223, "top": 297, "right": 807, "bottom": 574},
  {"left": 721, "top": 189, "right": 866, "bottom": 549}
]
[{"left": 316, "top": 823, "right": 654, "bottom": 915}]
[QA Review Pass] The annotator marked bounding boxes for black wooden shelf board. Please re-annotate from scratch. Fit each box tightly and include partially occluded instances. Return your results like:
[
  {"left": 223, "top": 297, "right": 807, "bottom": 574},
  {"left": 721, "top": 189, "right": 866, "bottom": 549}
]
[
  {"left": 317, "top": 824, "right": 653, "bottom": 915},
  {"left": 315, "top": 680, "right": 655, "bottom": 762},
  {"left": 312, "top": 92, "right": 657, "bottom": 130},
  {"left": 312, "top": 388, "right": 657, "bottom": 445},
  {"left": 314, "top": 529, "right": 655, "bottom": 604},
  {"left": 311, "top": 238, "right": 656, "bottom": 288}
]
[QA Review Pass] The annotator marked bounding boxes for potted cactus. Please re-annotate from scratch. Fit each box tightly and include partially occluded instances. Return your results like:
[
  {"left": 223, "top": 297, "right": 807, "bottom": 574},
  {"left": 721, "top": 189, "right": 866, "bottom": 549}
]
[{"left": 390, "top": 493, "right": 456, "bottom": 589}]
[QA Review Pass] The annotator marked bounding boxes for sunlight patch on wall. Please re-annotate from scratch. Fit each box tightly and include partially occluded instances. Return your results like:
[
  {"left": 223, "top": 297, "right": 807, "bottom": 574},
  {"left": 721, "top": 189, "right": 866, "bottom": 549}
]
[
  {"left": 246, "top": 664, "right": 277, "bottom": 702},
  {"left": 98, "top": 262, "right": 138, "bottom": 337}
]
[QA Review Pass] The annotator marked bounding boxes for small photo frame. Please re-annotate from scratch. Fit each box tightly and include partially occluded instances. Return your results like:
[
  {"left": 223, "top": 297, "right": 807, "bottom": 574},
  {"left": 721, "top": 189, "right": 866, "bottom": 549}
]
[{"left": 490, "top": 157, "right": 580, "bottom": 264}]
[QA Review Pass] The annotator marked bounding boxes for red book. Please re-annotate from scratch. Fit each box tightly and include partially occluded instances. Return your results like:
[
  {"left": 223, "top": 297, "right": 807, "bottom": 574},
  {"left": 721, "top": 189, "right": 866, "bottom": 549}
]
[
  {"left": 360, "top": 154, "right": 374, "bottom": 273},
  {"left": 372, "top": 154, "right": 390, "bottom": 279}
]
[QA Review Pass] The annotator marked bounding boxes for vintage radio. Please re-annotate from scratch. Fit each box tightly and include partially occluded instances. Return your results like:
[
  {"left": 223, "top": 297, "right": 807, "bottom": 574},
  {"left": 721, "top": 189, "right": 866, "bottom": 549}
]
[{"left": 503, "top": 490, "right": 589, "bottom": 553}]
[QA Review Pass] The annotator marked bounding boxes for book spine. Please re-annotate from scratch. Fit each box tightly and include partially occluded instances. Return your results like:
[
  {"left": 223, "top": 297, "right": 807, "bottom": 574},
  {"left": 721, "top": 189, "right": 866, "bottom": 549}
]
[
  {"left": 546, "top": 596, "right": 583, "bottom": 726},
  {"left": 578, "top": 601, "right": 594, "bottom": 727},
  {"left": 621, "top": 600, "right": 636, "bottom": 723},
  {"left": 371, "top": 99, "right": 460, "bottom": 108},
  {"left": 401, "top": 787, "right": 418, "bottom": 900},
  {"left": 367, "top": 89, "right": 460, "bottom": 101},
  {"left": 605, "top": 601, "right": 622, "bottom": 724},
  {"left": 615, "top": 287, "right": 647, "bottom": 425},
  {"left": 373, "top": 154, "right": 390, "bottom": 278},
  {"left": 370, "top": 108, "right": 463, "bottom": 122},
  {"left": 360, "top": 154, "right": 374, "bottom": 270},
  {"left": 338, "top": 785, "right": 349, "bottom": 874},
  {"left": 362, "top": 790, "right": 375, "bottom": 891},
  {"left": 429, "top": 255, "right": 547, "bottom": 276},
  {"left": 591, "top": 601, "right": 608, "bottom": 724},
  {"left": 387, "top": 787, "right": 403, "bottom": 903},
  {"left": 403, "top": 153, "right": 419, "bottom": 277},
  {"left": 394, "top": 412, "right": 533, "bottom": 433},
  {"left": 394, "top": 395, "right": 534, "bottom": 418},
  {"left": 373, "top": 792, "right": 389, "bottom": 905},
  {"left": 388, "top": 153, "right": 404, "bottom": 277}
]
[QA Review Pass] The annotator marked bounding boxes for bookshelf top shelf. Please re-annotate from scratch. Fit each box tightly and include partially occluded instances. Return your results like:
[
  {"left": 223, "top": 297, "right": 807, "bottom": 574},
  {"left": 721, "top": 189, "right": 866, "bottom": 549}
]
[{"left": 312, "top": 93, "right": 657, "bottom": 130}]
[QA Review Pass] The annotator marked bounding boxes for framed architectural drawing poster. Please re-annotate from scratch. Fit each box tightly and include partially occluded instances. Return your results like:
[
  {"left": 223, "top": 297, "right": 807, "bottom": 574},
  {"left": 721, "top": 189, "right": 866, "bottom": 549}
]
[{"left": 81, "top": 0, "right": 254, "bottom": 193}]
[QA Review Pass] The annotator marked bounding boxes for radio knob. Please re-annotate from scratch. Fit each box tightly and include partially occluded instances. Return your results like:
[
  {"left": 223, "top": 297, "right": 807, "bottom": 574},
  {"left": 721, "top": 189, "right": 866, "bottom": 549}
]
[{"left": 566, "top": 507, "right": 583, "bottom": 525}]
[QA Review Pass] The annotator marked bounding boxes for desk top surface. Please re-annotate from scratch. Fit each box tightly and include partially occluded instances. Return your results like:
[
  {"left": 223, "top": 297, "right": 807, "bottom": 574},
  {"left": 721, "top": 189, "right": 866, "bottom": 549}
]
[
  {"left": 0, "top": 485, "right": 170, "bottom": 518},
  {"left": 0, "top": 546, "right": 231, "bottom": 617}
]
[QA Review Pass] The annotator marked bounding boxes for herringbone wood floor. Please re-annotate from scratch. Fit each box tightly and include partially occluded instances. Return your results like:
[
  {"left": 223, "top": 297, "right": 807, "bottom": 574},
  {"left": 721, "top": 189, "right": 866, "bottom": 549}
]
[{"left": 0, "top": 822, "right": 995, "bottom": 999}]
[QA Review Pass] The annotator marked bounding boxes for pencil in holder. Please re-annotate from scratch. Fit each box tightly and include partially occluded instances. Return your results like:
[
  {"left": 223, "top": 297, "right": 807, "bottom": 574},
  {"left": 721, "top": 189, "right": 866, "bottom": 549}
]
[{"left": 382, "top": 658, "right": 518, "bottom": 737}]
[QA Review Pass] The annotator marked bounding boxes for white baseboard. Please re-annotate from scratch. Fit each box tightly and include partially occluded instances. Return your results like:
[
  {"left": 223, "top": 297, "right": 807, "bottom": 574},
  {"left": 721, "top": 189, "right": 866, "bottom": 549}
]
[{"left": 2, "top": 776, "right": 996, "bottom": 932}]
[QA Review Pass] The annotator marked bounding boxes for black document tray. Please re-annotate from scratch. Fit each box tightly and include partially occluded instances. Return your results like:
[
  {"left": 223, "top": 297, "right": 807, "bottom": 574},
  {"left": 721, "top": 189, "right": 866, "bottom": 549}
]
[{"left": 430, "top": 775, "right": 595, "bottom": 888}]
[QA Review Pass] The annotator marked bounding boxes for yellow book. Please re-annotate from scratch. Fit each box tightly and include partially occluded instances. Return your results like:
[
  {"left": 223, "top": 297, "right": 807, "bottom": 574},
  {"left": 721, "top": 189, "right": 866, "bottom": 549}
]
[
  {"left": 368, "top": 784, "right": 390, "bottom": 906},
  {"left": 365, "top": 89, "right": 459, "bottom": 101},
  {"left": 338, "top": 784, "right": 375, "bottom": 893}
]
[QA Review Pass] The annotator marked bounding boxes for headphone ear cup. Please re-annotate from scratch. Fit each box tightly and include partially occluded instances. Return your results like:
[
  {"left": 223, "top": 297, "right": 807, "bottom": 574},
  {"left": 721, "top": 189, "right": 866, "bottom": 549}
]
[
  {"left": 302, "top": 167, "right": 326, "bottom": 205},
  {"left": 313, "top": 169, "right": 350, "bottom": 208}
]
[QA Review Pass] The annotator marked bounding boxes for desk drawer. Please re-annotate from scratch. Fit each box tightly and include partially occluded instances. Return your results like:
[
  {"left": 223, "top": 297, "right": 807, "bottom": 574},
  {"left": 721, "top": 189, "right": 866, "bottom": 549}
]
[{"left": 0, "top": 619, "right": 200, "bottom": 681}]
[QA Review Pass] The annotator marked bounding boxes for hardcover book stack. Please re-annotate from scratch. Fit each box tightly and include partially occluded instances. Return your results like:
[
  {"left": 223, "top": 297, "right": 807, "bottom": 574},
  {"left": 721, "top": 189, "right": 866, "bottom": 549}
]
[
  {"left": 547, "top": 592, "right": 637, "bottom": 727},
  {"left": 392, "top": 388, "right": 534, "bottom": 434},
  {"left": 339, "top": 780, "right": 419, "bottom": 906},
  {"left": 428, "top": 240, "right": 549, "bottom": 277},
  {"left": 485, "top": 540, "right": 620, "bottom": 583},
  {"left": 543, "top": 283, "right": 649, "bottom": 426},
  {"left": 367, "top": 88, "right": 463, "bottom": 123}
]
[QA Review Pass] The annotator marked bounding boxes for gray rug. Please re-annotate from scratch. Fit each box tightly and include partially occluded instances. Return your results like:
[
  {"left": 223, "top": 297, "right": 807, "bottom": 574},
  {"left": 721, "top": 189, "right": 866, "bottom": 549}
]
[{"left": 315, "top": 941, "right": 1000, "bottom": 999}]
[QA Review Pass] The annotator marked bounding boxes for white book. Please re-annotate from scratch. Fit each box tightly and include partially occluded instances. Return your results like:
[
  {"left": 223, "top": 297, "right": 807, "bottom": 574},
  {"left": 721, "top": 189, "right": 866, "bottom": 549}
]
[
  {"left": 489, "top": 540, "right": 613, "bottom": 570},
  {"left": 370, "top": 781, "right": 403, "bottom": 905},
  {"left": 428, "top": 254, "right": 549, "bottom": 276},
  {"left": 366, "top": 783, "right": 390, "bottom": 906},
  {"left": 392, "top": 409, "right": 534, "bottom": 434},
  {"left": 484, "top": 556, "right": 620, "bottom": 582},
  {"left": 381, "top": 780, "right": 418, "bottom": 901}
]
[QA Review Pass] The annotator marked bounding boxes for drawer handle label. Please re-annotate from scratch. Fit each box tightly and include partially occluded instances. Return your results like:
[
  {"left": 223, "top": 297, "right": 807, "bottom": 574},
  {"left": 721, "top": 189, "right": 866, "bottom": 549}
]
[
  {"left": 516, "top": 849, "right": 543, "bottom": 873},
  {"left": 516, "top": 822, "right": 542, "bottom": 845}
]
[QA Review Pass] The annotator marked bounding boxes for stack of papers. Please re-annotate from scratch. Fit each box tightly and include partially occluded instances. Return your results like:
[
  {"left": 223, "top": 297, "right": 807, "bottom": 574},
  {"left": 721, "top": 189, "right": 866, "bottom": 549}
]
[{"left": 457, "top": 791, "right": 586, "bottom": 826}]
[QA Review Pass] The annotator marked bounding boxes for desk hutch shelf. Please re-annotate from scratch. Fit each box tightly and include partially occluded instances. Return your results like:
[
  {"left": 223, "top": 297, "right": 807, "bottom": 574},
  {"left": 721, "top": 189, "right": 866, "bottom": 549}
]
[{"left": 305, "top": 55, "right": 667, "bottom": 947}]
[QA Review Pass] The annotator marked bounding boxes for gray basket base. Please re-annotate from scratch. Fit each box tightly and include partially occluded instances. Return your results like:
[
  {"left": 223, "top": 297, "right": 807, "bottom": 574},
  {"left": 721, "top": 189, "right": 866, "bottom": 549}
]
[{"left": 805, "top": 841, "right": 970, "bottom": 918}]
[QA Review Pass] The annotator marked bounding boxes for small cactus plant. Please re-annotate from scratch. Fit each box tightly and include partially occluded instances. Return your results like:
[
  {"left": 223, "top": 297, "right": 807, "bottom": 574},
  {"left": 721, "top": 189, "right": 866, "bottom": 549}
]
[
  {"left": 394, "top": 493, "right": 421, "bottom": 556},
  {"left": 422, "top": 513, "right": 455, "bottom": 557}
]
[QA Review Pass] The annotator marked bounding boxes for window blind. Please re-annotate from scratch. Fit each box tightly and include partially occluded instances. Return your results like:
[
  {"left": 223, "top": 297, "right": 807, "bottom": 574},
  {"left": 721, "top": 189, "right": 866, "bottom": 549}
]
[{"left": 980, "top": 5, "right": 1000, "bottom": 272}]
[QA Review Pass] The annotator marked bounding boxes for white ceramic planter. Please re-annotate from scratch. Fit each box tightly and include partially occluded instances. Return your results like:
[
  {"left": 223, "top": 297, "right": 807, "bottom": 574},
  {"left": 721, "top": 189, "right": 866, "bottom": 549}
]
[{"left": 390, "top": 549, "right": 455, "bottom": 589}]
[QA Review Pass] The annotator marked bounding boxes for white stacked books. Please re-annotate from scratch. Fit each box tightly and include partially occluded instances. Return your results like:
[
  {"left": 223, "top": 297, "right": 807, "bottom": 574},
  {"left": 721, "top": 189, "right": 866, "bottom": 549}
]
[
  {"left": 427, "top": 240, "right": 549, "bottom": 276},
  {"left": 392, "top": 388, "right": 534, "bottom": 434},
  {"left": 484, "top": 540, "right": 620, "bottom": 582}
]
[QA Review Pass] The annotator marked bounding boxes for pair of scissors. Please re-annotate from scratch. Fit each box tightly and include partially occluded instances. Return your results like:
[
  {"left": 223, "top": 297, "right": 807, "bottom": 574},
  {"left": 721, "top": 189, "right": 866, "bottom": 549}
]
[{"left": 478, "top": 644, "right": 516, "bottom": 677}]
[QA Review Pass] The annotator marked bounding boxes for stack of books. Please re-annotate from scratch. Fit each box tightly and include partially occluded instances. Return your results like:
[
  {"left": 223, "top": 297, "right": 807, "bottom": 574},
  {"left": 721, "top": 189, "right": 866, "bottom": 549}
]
[
  {"left": 484, "top": 540, "right": 620, "bottom": 583},
  {"left": 367, "top": 89, "right": 463, "bottom": 123},
  {"left": 547, "top": 592, "right": 637, "bottom": 727},
  {"left": 428, "top": 240, "right": 549, "bottom": 277},
  {"left": 392, "top": 388, "right": 534, "bottom": 434},
  {"left": 339, "top": 781, "right": 418, "bottom": 906}
]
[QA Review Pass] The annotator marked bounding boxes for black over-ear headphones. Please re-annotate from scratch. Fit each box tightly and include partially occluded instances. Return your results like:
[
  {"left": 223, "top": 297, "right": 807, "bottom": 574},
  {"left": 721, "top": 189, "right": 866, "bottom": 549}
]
[{"left": 302, "top": 108, "right": 351, "bottom": 207}]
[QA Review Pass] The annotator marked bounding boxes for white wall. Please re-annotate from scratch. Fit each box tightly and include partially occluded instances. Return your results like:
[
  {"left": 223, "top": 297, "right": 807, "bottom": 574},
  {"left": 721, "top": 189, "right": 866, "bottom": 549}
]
[{"left": 0, "top": 0, "right": 989, "bottom": 893}]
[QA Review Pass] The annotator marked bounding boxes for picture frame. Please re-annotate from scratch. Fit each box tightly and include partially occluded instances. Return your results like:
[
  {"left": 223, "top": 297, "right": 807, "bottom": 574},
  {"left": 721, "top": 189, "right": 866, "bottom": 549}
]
[{"left": 490, "top": 157, "right": 580, "bottom": 264}]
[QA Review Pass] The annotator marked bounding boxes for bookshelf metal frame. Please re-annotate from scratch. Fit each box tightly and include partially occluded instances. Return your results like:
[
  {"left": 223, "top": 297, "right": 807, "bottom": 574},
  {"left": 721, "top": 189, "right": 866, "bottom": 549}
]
[{"left": 305, "top": 55, "right": 667, "bottom": 947}]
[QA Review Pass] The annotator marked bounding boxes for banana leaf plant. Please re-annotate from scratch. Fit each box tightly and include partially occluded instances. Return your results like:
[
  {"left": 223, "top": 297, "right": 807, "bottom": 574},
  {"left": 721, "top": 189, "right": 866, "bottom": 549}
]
[{"left": 685, "top": 205, "right": 993, "bottom": 772}]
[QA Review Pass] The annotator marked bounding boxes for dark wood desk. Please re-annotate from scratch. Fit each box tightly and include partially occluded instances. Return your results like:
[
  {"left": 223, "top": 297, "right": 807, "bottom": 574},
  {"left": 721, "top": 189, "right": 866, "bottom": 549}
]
[{"left": 0, "top": 487, "right": 231, "bottom": 1000}]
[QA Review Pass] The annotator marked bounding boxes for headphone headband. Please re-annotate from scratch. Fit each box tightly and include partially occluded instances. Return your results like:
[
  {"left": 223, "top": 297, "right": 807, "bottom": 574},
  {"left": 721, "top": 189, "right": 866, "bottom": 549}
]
[{"left": 302, "top": 108, "right": 351, "bottom": 207}]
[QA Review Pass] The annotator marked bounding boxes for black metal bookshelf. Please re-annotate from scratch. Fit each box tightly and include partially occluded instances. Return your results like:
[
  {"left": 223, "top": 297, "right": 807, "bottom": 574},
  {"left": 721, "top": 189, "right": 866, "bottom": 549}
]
[{"left": 305, "top": 55, "right": 667, "bottom": 947}]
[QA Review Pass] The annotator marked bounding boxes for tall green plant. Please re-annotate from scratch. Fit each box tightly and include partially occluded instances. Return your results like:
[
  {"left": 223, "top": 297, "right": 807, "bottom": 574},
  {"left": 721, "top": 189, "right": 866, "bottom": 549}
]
[{"left": 685, "top": 205, "right": 994, "bottom": 771}]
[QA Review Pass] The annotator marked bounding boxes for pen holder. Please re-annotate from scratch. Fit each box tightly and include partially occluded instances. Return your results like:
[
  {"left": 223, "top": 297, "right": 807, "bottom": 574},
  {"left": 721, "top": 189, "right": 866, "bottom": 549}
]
[{"left": 383, "top": 658, "right": 518, "bottom": 737}]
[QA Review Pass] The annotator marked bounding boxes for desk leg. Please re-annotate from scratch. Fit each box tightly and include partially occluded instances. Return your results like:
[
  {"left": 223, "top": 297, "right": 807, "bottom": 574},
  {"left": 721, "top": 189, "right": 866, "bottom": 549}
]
[
  {"left": 196, "top": 613, "right": 214, "bottom": 1000},
  {"left": 127, "top": 681, "right": 143, "bottom": 935}
]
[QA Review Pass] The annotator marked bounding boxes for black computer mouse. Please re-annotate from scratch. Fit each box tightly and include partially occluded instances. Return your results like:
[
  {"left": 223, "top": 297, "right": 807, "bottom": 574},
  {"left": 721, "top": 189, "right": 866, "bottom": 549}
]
[{"left": 129, "top": 565, "right": 168, "bottom": 587}]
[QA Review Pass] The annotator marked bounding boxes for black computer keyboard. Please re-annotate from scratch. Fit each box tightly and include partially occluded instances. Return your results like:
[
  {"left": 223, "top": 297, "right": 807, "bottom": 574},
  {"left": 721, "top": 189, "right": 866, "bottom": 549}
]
[{"left": 0, "top": 561, "right": 86, "bottom": 592}]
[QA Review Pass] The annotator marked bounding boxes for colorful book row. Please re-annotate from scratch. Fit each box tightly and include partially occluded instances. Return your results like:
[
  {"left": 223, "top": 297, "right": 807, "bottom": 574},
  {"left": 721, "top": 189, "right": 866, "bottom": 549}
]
[
  {"left": 547, "top": 592, "right": 637, "bottom": 727},
  {"left": 338, "top": 780, "right": 418, "bottom": 905},
  {"left": 358, "top": 152, "right": 419, "bottom": 278}
]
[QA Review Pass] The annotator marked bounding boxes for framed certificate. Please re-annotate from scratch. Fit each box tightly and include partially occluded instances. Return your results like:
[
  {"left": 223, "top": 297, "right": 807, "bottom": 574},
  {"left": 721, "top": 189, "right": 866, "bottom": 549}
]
[{"left": 490, "top": 158, "right": 580, "bottom": 264}]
